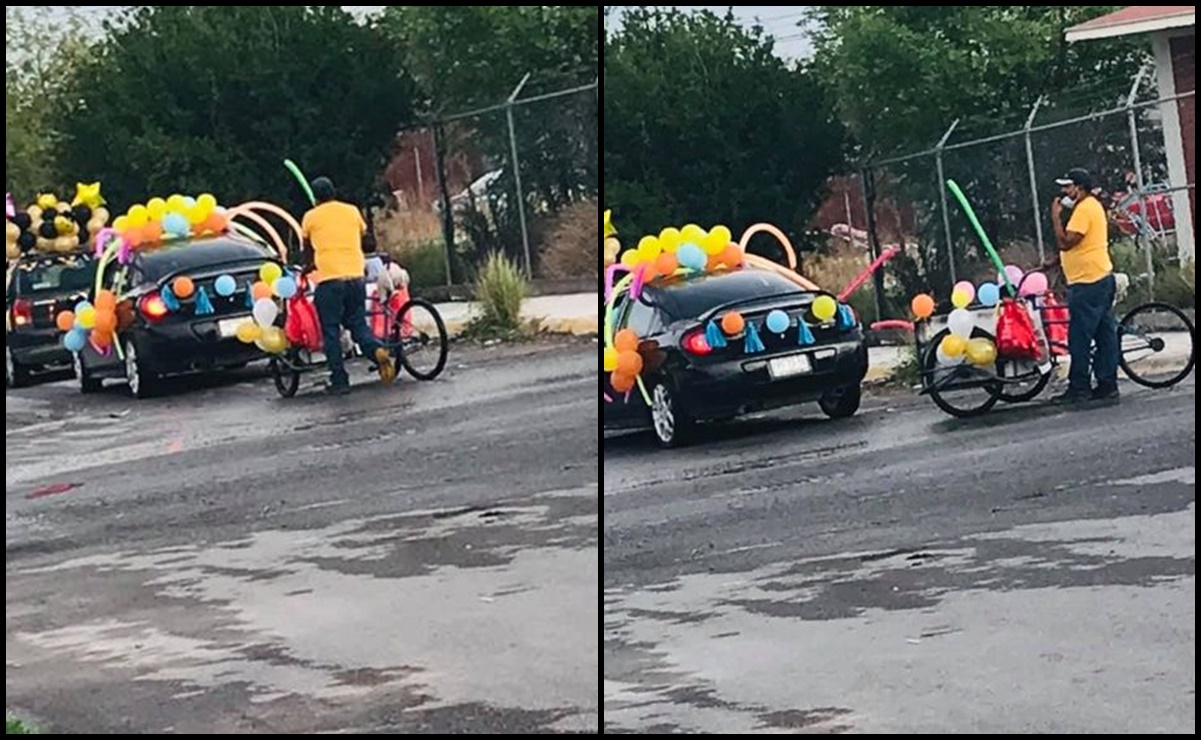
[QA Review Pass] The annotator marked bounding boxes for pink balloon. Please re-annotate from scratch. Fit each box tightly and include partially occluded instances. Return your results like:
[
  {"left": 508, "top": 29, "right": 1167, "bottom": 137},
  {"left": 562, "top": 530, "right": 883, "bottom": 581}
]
[
  {"left": 999, "top": 264, "right": 1024, "bottom": 288},
  {"left": 953, "top": 280, "right": 976, "bottom": 301},
  {"left": 1020, "top": 271, "right": 1049, "bottom": 296}
]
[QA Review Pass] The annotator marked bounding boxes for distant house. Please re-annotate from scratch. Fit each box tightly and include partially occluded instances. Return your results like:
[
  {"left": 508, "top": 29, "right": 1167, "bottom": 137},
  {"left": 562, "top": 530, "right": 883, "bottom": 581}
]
[{"left": 1066, "top": 5, "right": 1195, "bottom": 261}]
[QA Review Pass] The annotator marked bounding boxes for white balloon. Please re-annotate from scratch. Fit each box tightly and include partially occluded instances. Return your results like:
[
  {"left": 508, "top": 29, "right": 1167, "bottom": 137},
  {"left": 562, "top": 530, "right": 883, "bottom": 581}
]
[
  {"left": 253, "top": 298, "right": 279, "bottom": 327},
  {"left": 947, "top": 308, "right": 975, "bottom": 338}
]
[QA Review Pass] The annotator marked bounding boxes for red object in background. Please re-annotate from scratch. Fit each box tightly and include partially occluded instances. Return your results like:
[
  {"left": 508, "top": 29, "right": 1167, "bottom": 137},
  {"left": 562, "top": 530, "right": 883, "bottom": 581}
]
[{"left": 1041, "top": 293, "right": 1070, "bottom": 357}]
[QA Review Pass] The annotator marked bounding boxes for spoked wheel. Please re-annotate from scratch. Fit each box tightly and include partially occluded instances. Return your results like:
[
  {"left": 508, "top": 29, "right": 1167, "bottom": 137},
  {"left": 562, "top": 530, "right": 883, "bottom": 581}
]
[
  {"left": 271, "top": 352, "right": 302, "bottom": 398},
  {"left": 996, "top": 357, "right": 1051, "bottom": 404},
  {"left": 392, "top": 298, "right": 449, "bottom": 381},
  {"left": 1118, "top": 302, "right": 1195, "bottom": 389},
  {"left": 924, "top": 329, "right": 1003, "bottom": 418}
]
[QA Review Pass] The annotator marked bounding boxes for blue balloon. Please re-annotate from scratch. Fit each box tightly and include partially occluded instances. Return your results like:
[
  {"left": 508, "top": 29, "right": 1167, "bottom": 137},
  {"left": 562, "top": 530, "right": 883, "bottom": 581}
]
[
  {"left": 214, "top": 274, "right": 237, "bottom": 297},
  {"left": 63, "top": 329, "right": 88, "bottom": 353},
  {"left": 273, "top": 276, "right": 298, "bottom": 299},
  {"left": 677, "top": 243, "right": 707, "bottom": 271},
  {"left": 765, "top": 309, "right": 791, "bottom": 334},
  {"left": 75, "top": 300, "right": 93, "bottom": 315},
  {"left": 163, "top": 213, "right": 190, "bottom": 237},
  {"left": 977, "top": 281, "right": 1001, "bottom": 307}
]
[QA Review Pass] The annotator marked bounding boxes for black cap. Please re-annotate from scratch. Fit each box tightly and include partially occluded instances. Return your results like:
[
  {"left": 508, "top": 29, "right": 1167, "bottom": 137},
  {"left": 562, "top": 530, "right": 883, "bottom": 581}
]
[
  {"left": 311, "top": 177, "right": 336, "bottom": 202},
  {"left": 1055, "top": 168, "right": 1093, "bottom": 190}
]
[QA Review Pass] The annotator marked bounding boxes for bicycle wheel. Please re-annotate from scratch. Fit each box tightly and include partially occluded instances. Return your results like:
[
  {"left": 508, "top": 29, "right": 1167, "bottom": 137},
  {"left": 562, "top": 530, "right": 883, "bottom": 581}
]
[
  {"left": 1118, "top": 302, "right": 1195, "bottom": 389},
  {"left": 996, "top": 358, "right": 1052, "bottom": 403},
  {"left": 393, "top": 298, "right": 449, "bottom": 381},
  {"left": 271, "top": 354, "right": 302, "bottom": 398},
  {"left": 923, "top": 329, "right": 1003, "bottom": 418}
]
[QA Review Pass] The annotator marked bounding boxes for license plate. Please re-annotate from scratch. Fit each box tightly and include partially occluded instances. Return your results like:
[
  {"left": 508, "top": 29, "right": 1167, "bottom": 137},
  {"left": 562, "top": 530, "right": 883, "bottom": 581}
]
[
  {"left": 768, "top": 353, "right": 812, "bottom": 379},
  {"left": 217, "top": 318, "right": 246, "bottom": 338}
]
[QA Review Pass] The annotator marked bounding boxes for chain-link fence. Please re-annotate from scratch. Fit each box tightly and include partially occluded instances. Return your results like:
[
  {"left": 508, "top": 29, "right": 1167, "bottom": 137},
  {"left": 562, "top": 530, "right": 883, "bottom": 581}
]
[
  {"left": 846, "top": 61, "right": 1195, "bottom": 322},
  {"left": 378, "top": 77, "right": 598, "bottom": 291}
]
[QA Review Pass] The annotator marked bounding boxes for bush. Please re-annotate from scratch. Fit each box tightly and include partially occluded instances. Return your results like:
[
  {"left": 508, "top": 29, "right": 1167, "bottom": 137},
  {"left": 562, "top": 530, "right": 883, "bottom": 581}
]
[
  {"left": 539, "top": 200, "right": 597, "bottom": 280},
  {"left": 388, "top": 239, "right": 447, "bottom": 291},
  {"left": 467, "top": 252, "right": 528, "bottom": 338},
  {"left": 7, "top": 716, "right": 34, "bottom": 734}
]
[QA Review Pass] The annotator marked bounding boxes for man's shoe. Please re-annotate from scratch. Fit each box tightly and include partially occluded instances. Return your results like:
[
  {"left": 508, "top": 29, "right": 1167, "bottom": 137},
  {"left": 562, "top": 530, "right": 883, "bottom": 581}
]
[
  {"left": 1050, "top": 389, "right": 1090, "bottom": 406},
  {"left": 324, "top": 383, "right": 351, "bottom": 397},
  {"left": 1091, "top": 385, "right": 1121, "bottom": 403},
  {"left": 374, "top": 348, "right": 397, "bottom": 384}
]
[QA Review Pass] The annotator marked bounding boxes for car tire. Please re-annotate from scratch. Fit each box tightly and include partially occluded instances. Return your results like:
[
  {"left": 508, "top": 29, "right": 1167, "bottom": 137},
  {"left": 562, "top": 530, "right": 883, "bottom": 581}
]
[
  {"left": 6, "top": 345, "right": 30, "bottom": 389},
  {"left": 649, "top": 379, "right": 696, "bottom": 449},
  {"left": 124, "top": 339, "right": 160, "bottom": 400},
  {"left": 74, "top": 352, "right": 103, "bottom": 394},
  {"left": 819, "top": 383, "right": 862, "bottom": 420}
]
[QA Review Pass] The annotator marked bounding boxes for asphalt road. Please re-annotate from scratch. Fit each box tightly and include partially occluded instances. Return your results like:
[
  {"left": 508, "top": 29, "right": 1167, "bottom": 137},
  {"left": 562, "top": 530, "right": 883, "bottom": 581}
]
[
  {"left": 604, "top": 377, "right": 1195, "bottom": 734},
  {"left": 6, "top": 340, "right": 598, "bottom": 734}
]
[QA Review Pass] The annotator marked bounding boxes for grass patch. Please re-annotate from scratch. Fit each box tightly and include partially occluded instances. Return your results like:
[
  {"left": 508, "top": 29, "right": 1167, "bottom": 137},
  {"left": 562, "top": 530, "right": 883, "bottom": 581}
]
[
  {"left": 387, "top": 238, "right": 448, "bottom": 291},
  {"left": 7, "top": 717, "right": 35, "bottom": 734},
  {"left": 462, "top": 251, "right": 529, "bottom": 341}
]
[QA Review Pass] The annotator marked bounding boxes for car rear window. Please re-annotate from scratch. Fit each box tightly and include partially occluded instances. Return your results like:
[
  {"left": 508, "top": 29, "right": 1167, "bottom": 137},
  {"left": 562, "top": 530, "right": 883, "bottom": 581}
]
[
  {"left": 137, "top": 237, "right": 275, "bottom": 282},
  {"left": 654, "top": 269, "right": 811, "bottom": 319},
  {"left": 14, "top": 256, "right": 97, "bottom": 298}
]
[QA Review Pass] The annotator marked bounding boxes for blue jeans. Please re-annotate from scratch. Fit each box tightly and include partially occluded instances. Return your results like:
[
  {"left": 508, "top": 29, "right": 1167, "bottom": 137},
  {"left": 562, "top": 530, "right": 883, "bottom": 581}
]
[
  {"left": 1066, "top": 274, "right": 1120, "bottom": 394},
  {"left": 314, "top": 278, "right": 383, "bottom": 388}
]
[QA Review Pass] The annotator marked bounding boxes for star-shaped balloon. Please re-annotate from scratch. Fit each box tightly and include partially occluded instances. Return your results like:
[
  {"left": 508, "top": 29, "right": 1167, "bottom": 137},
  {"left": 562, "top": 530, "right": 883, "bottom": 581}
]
[
  {"left": 5, "top": 193, "right": 14, "bottom": 220},
  {"left": 72, "top": 182, "right": 106, "bottom": 210},
  {"left": 603, "top": 209, "right": 616, "bottom": 238}
]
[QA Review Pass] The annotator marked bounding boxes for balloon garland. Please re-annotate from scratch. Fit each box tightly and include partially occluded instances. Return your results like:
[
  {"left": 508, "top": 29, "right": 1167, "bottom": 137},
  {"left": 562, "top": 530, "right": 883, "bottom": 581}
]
[{"left": 6, "top": 183, "right": 112, "bottom": 261}]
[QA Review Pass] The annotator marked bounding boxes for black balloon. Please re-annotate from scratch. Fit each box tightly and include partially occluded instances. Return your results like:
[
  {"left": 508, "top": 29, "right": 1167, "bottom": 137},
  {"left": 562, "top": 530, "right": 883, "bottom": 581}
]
[
  {"left": 39, "top": 220, "right": 59, "bottom": 239},
  {"left": 18, "top": 232, "right": 36, "bottom": 252},
  {"left": 73, "top": 205, "right": 92, "bottom": 223},
  {"left": 12, "top": 213, "right": 32, "bottom": 231}
]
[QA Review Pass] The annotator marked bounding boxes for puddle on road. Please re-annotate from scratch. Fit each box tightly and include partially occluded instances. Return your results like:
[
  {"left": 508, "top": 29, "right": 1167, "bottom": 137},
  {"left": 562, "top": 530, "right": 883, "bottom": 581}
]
[
  {"left": 605, "top": 504, "right": 1196, "bottom": 734},
  {"left": 11, "top": 486, "right": 599, "bottom": 733}
]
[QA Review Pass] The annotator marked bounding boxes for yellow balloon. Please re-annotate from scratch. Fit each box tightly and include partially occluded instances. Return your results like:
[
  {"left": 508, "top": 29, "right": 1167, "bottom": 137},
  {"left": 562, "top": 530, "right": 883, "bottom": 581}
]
[
  {"left": 680, "top": 224, "right": 706, "bottom": 246},
  {"left": 706, "top": 225, "right": 733, "bottom": 254},
  {"left": 812, "top": 295, "right": 838, "bottom": 323},
  {"left": 951, "top": 287, "right": 972, "bottom": 309},
  {"left": 187, "top": 204, "right": 207, "bottom": 225},
  {"left": 197, "top": 193, "right": 218, "bottom": 212},
  {"left": 36, "top": 193, "right": 59, "bottom": 211},
  {"left": 236, "top": 321, "right": 262, "bottom": 344},
  {"left": 112, "top": 216, "right": 130, "bottom": 233},
  {"left": 603, "top": 347, "right": 619, "bottom": 372},
  {"left": 167, "top": 194, "right": 187, "bottom": 213},
  {"left": 637, "top": 235, "right": 663, "bottom": 261},
  {"left": 966, "top": 337, "right": 997, "bottom": 366},
  {"left": 147, "top": 197, "right": 168, "bottom": 220},
  {"left": 258, "top": 326, "right": 288, "bottom": 354},
  {"left": 620, "top": 249, "right": 642, "bottom": 269},
  {"left": 658, "top": 227, "right": 683, "bottom": 253},
  {"left": 77, "top": 306, "right": 97, "bottom": 330},
  {"left": 127, "top": 204, "right": 150, "bottom": 228},
  {"left": 940, "top": 333, "right": 968, "bottom": 358},
  {"left": 259, "top": 262, "right": 284, "bottom": 284}
]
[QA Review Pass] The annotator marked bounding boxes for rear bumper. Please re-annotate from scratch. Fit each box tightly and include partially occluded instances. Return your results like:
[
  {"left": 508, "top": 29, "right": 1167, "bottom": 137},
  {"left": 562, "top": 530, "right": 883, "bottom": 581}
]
[
  {"left": 678, "top": 340, "right": 869, "bottom": 420},
  {"left": 8, "top": 328, "right": 72, "bottom": 369},
  {"left": 83, "top": 316, "right": 266, "bottom": 378}
]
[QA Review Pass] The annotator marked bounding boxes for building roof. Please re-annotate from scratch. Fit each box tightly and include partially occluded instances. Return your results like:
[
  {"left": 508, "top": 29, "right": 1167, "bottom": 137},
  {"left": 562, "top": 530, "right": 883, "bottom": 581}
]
[{"left": 1066, "top": 6, "right": 1195, "bottom": 42}]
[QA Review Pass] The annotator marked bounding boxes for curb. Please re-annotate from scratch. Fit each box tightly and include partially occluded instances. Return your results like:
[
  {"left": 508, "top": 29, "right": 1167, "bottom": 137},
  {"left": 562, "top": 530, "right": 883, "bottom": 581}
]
[{"left": 442, "top": 316, "right": 599, "bottom": 338}]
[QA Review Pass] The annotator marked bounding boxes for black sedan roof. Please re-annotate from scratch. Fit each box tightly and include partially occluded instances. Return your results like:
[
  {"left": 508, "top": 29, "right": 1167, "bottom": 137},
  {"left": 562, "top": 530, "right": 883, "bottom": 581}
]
[
  {"left": 134, "top": 236, "right": 277, "bottom": 281},
  {"left": 647, "top": 268, "right": 814, "bottom": 320}
]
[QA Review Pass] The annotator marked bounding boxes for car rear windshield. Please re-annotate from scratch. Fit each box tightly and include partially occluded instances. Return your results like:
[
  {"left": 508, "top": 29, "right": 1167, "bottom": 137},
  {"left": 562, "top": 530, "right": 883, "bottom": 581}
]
[
  {"left": 137, "top": 238, "right": 275, "bottom": 282},
  {"left": 13, "top": 256, "right": 97, "bottom": 298},
  {"left": 655, "top": 269, "right": 811, "bottom": 319}
]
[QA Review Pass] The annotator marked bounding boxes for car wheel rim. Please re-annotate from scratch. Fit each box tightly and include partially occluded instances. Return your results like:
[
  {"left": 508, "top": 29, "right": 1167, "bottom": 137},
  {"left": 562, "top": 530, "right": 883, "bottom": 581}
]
[
  {"left": 125, "top": 343, "right": 140, "bottom": 395},
  {"left": 5, "top": 346, "right": 14, "bottom": 386},
  {"left": 652, "top": 385, "right": 675, "bottom": 443}
]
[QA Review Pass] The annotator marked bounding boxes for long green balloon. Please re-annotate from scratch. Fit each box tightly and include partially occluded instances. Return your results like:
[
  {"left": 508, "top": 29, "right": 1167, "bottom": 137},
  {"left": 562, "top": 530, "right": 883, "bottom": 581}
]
[
  {"left": 945, "top": 179, "right": 1015, "bottom": 296},
  {"left": 284, "top": 159, "right": 316, "bottom": 206}
]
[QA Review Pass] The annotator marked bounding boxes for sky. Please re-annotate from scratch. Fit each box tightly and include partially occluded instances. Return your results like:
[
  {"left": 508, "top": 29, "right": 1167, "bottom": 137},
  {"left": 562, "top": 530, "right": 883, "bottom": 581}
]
[{"left": 605, "top": 5, "right": 814, "bottom": 59}]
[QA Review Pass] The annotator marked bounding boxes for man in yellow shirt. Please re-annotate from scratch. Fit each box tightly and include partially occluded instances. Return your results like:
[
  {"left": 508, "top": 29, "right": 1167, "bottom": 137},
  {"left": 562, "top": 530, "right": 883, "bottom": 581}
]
[
  {"left": 302, "top": 177, "right": 395, "bottom": 395},
  {"left": 1049, "top": 168, "right": 1119, "bottom": 405}
]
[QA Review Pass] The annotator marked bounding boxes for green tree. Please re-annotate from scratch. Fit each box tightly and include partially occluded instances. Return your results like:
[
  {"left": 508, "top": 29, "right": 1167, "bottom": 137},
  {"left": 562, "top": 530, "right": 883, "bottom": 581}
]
[
  {"left": 604, "top": 8, "right": 847, "bottom": 246},
  {"left": 58, "top": 6, "right": 419, "bottom": 211}
]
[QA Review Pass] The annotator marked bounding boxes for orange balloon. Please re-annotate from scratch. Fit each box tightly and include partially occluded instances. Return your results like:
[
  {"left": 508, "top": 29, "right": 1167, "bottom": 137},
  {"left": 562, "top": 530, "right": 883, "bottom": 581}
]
[
  {"left": 654, "top": 253, "right": 679, "bottom": 276},
  {"left": 721, "top": 311, "right": 745, "bottom": 335},
  {"left": 204, "top": 212, "right": 228, "bottom": 234},
  {"left": 173, "top": 276, "right": 195, "bottom": 299},
  {"left": 252, "top": 281, "right": 273, "bottom": 301},
  {"left": 91, "top": 329, "right": 114, "bottom": 349},
  {"left": 719, "top": 244, "right": 744, "bottom": 268},
  {"left": 616, "top": 349, "right": 643, "bottom": 376},
  {"left": 610, "top": 372, "right": 636, "bottom": 394},
  {"left": 126, "top": 228, "right": 145, "bottom": 248},
  {"left": 614, "top": 329, "right": 639, "bottom": 353},
  {"left": 707, "top": 254, "right": 722, "bottom": 271},
  {"left": 94, "top": 309, "right": 117, "bottom": 334},
  {"left": 142, "top": 221, "right": 164, "bottom": 243},
  {"left": 94, "top": 289, "right": 117, "bottom": 311},
  {"left": 56, "top": 311, "right": 76, "bottom": 332},
  {"left": 911, "top": 293, "right": 936, "bottom": 320}
]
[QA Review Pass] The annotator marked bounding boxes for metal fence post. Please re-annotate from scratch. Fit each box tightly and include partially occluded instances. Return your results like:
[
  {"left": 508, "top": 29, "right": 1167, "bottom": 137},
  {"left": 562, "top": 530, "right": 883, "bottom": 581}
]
[
  {"left": 506, "top": 73, "right": 534, "bottom": 278},
  {"left": 935, "top": 119, "right": 960, "bottom": 286},
  {"left": 1126, "top": 65, "right": 1155, "bottom": 300},
  {"left": 1023, "top": 96, "right": 1047, "bottom": 262}
]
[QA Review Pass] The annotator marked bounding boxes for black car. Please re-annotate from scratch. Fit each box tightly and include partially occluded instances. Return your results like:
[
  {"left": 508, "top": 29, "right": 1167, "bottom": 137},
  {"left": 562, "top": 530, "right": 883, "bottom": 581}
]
[
  {"left": 76, "top": 236, "right": 282, "bottom": 398},
  {"left": 6, "top": 252, "right": 97, "bottom": 388},
  {"left": 604, "top": 268, "right": 869, "bottom": 448}
]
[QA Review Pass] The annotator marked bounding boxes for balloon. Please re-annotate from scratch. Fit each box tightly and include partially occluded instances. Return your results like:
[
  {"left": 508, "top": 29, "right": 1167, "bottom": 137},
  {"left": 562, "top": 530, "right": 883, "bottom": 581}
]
[
  {"left": 167, "top": 194, "right": 187, "bottom": 213},
  {"left": 999, "top": 264, "right": 1024, "bottom": 288},
  {"left": 77, "top": 306, "right": 97, "bottom": 330},
  {"left": 273, "top": 276, "right": 298, "bottom": 299},
  {"left": 636, "top": 236, "right": 663, "bottom": 262},
  {"left": 620, "top": 249, "right": 641, "bottom": 269},
  {"left": 706, "top": 225, "right": 733, "bottom": 255},
  {"left": 610, "top": 372, "right": 636, "bottom": 394},
  {"left": 910, "top": 294, "right": 936, "bottom": 319},
  {"left": 71, "top": 182, "right": 104, "bottom": 210},
  {"left": 214, "top": 275, "right": 238, "bottom": 297},
  {"left": 614, "top": 329, "right": 639, "bottom": 353},
  {"left": 677, "top": 243, "right": 707, "bottom": 271},
  {"left": 765, "top": 309, "right": 791, "bottom": 334},
  {"left": 201, "top": 212, "right": 228, "bottom": 235},
  {"left": 936, "top": 346, "right": 965, "bottom": 367},
  {"left": 658, "top": 227, "right": 683, "bottom": 253},
  {"left": 654, "top": 253, "right": 679, "bottom": 277},
  {"left": 253, "top": 298, "right": 279, "bottom": 327},
  {"left": 940, "top": 333, "right": 968, "bottom": 358},
  {"left": 951, "top": 287, "right": 972, "bottom": 309},
  {"left": 112, "top": 215, "right": 130, "bottom": 233},
  {"left": 36, "top": 193, "right": 58, "bottom": 211},
  {"left": 197, "top": 193, "right": 218, "bottom": 213},
  {"left": 94, "top": 309, "right": 117, "bottom": 334},
  {"left": 257, "top": 326, "right": 288, "bottom": 355},
  {"left": 127, "top": 204, "right": 150, "bottom": 228},
  {"left": 186, "top": 204, "right": 208, "bottom": 225},
  {"left": 718, "top": 244, "right": 744, "bottom": 269},
  {"left": 56, "top": 311, "right": 76, "bottom": 332},
  {"left": 63, "top": 329, "right": 88, "bottom": 353},
  {"left": 259, "top": 262, "right": 283, "bottom": 285},
  {"left": 966, "top": 337, "right": 998, "bottom": 366},
  {"left": 812, "top": 295, "right": 838, "bottom": 323},
  {"left": 977, "top": 282, "right": 1001, "bottom": 307},
  {"left": 1020, "top": 271, "right": 1048, "bottom": 296},
  {"left": 163, "top": 213, "right": 190, "bottom": 237},
  {"left": 173, "top": 276, "right": 195, "bottom": 299},
  {"left": 252, "top": 281, "right": 274, "bottom": 301},
  {"left": 954, "top": 280, "right": 976, "bottom": 302},
  {"left": 947, "top": 308, "right": 975, "bottom": 338},
  {"left": 235, "top": 321, "right": 261, "bottom": 344},
  {"left": 147, "top": 197, "right": 168, "bottom": 220},
  {"left": 721, "top": 312, "right": 745, "bottom": 335},
  {"left": 603, "top": 347, "right": 619, "bottom": 372},
  {"left": 680, "top": 224, "right": 707, "bottom": 245},
  {"left": 142, "top": 221, "right": 164, "bottom": 244},
  {"left": 95, "top": 289, "right": 117, "bottom": 311},
  {"left": 616, "top": 349, "right": 643, "bottom": 376}
]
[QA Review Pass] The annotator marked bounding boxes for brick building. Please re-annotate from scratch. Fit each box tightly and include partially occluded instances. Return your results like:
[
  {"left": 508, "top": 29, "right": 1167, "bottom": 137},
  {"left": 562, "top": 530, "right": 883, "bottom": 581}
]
[{"left": 1067, "top": 6, "right": 1196, "bottom": 261}]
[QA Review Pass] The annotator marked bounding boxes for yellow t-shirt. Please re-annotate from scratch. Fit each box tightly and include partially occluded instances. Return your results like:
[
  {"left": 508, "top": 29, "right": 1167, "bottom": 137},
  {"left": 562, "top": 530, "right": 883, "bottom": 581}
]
[
  {"left": 302, "top": 201, "right": 367, "bottom": 281},
  {"left": 1060, "top": 197, "right": 1112, "bottom": 285}
]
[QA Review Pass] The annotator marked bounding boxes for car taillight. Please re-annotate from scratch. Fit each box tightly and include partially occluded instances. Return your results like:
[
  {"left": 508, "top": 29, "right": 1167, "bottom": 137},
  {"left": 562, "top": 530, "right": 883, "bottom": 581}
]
[
  {"left": 139, "top": 293, "right": 170, "bottom": 322},
  {"left": 12, "top": 299, "right": 33, "bottom": 327},
  {"left": 682, "top": 328, "right": 713, "bottom": 356}
]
